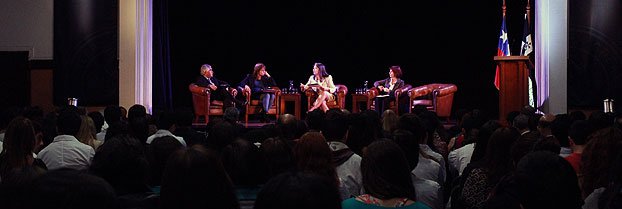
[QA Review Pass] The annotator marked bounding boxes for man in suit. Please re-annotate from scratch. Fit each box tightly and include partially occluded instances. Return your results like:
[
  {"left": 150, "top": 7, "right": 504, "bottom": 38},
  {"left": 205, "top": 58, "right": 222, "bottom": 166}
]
[{"left": 196, "top": 64, "right": 246, "bottom": 108}]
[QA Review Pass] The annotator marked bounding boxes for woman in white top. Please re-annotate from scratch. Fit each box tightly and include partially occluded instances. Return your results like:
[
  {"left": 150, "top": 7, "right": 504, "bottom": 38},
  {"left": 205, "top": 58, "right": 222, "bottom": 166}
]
[{"left": 300, "top": 63, "right": 337, "bottom": 112}]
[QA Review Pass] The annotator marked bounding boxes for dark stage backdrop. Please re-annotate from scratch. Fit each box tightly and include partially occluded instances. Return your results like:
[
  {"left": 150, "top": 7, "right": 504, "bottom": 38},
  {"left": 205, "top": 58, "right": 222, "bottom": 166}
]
[
  {"left": 166, "top": 0, "right": 533, "bottom": 118},
  {"left": 54, "top": 0, "right": 119, "bottom": 106},
  {"left": 569, "top": 0, "right": 622, "bottom": 112}
]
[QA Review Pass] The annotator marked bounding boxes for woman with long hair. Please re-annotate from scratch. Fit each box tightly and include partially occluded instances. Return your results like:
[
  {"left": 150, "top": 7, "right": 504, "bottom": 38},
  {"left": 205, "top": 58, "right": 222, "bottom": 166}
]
[
  {"left": 238, "top": 63, "right": 278, "bottom": 122},
  {"left": 300, "top": 63, "right": 337, "bottom": 112},
  {"left": 0, "top": 116, "right": 46, "bottom": 180}
]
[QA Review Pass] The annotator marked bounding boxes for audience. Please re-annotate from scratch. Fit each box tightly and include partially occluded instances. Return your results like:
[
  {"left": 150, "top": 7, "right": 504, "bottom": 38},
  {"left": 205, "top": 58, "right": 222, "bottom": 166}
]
[
  {"left": 37, "top": 107, "right": 95, "bottom": 171},
  {"left": 254, "top": 171, "right": 342, "bottom": 209}
]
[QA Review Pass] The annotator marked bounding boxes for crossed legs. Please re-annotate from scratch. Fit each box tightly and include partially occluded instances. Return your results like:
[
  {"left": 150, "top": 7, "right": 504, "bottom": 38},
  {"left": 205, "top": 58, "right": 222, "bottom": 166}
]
[{"left": 309, "top": 90, "right": 330, "bottom": 112}]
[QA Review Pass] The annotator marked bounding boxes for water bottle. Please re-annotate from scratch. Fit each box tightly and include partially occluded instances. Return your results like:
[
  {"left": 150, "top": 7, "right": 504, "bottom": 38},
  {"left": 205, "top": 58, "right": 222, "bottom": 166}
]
[{"left": 288, "top": 80, "right": 295, "bottom": 93}]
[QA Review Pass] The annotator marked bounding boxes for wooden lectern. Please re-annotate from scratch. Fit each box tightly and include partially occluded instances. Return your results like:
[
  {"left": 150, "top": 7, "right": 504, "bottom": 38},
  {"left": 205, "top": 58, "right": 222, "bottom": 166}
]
[{"left": 494, "top": 56, "right": 530, "bottom": 123}]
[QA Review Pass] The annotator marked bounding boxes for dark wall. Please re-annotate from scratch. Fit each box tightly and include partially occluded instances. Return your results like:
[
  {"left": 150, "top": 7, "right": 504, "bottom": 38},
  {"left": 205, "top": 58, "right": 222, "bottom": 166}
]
[
  {"left": 54, "top": 0, "right": 119, "bottom": 106},
  {"left": 168, "top": 0, "right": 521, "bottom": 119},
  {"left": 569, "top": 0, "right": 622, "bottom": 111},
  {"left": 0, "top": 51, "right": 29, "bottom": 109}
]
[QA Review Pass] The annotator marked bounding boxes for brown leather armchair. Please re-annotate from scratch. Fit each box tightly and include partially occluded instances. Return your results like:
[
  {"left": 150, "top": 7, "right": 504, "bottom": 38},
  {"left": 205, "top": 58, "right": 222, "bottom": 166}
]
[
  {"left": 304, "top": 84, "right": 348, "bottom": 110},
  {"left": 408, "top": 83, "right": 458, "bottom": 118},
  {"left": 367, "top": 84, "right": 413, "bottom": 115},
  {"left": 189, "top": 83, "right": 237, "bottom": 124},
  {"left": 242, "top": 87, "right": 281, "bottom": 127}
]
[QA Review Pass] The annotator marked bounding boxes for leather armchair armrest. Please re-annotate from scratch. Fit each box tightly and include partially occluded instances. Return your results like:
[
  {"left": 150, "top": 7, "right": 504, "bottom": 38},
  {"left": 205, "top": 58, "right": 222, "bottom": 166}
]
[
  {"left": 336, "top": 85, "right": 348, "bottom": 97},
  {"left": 395, "top": 84, "right": 412, "bottom": 98}
]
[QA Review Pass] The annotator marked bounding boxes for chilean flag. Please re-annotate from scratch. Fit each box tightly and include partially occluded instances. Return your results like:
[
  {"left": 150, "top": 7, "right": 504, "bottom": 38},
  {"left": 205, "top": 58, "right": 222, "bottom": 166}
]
[{"left": 494, "top": 15, "right": 511, "bottom": 90}]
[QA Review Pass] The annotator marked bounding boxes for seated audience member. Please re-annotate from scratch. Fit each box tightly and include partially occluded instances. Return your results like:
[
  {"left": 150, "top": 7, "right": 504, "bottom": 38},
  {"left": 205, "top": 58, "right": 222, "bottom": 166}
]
[
  {"left": 551, "top": 114, "right": 572, "bottom": 157},
  {"left": 87, "top": 111, "right": 105, "bottom": 136},
  {"left": 29, "top": 169, "right": 118, "bottom": 209},
  {"left": 261, "top": 137, "right": 295, "bottom": 178},
  {"left": 0, "top": 167, "right": 43, "bottom": 208},
  {"left": 97, "top": 105, "right": 123, "bottom": 141},
  {"left": 160, "top": 145, "right": 239, "bottom": 209},
  {"left": 37, "top": 107, "right": 95, "bottom": 171},
  {"left": 293, "top": 132, "right": 340, "bottom": 189},
  {"left": 515, "top": 151, "right": 583, "bottom": 209},
  {"left": 305, "top": 109, "right": 325, "bottom": 133},
  {"left": 342, "top": 139, "right": 431, "bottom": 209},
  {"left": 146, "top": 110, "right": 186, "bottom": 146},
  {"left": 145, "top": 135, "right": 184, "bottom": 192},
  {"left": 459, "top": 127, "right": 519, "bottom": 209},
  {"left": 393, "top": 130, "right": 442, "bottom": 209},
  {"left": 222, "top": 139, "right": 268, "bottom": 207},
  {"left": 0, "top": 117, "right": 47, "bottom": 180},
  {"left": 399, "top": 113, "right": 445, "bottom": 185},
  {"left": 581, "top": 127, "right": 622, "bottom": 198},
  {"left": 195, "top": 64, "right": 245, "bottom": 108},
  {"left": 173, "top": 108, "right": 207, "bottom": 147},
  {"left": 323, "top": 109, "right": 363, "bottom": 199},
  {"left": 254, "top": 171, "right": 342, "bottom": 209},
  {"left": 75, "top": 115, "right": 103, "bottom": 151},
  {"left": 89, "top": 135, "right": 153, "bottom": 207},
  {"left": 583, "top": 146, "right": 622, "bottom": 209},
  {"left": 382, "top": 109, "right": 399, "bottom": 138},
  {"left": 565, "top": 120, "right": 592, "bottom": 173}
]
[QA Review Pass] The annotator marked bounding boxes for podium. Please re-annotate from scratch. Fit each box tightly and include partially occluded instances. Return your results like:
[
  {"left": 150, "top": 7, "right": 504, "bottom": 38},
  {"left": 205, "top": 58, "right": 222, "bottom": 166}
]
[{"left": 494, "top": 56, "right": 530, "bottom": 122}]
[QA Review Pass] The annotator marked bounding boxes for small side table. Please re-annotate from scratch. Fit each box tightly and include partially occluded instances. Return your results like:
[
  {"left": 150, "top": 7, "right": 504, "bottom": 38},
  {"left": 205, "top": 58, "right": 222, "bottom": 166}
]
[
  {"left": 279, "top": 93, "right": 301, "bottom": 120},
  {"left": 351, "top": 93, "right": 370, "bottom": 113}
]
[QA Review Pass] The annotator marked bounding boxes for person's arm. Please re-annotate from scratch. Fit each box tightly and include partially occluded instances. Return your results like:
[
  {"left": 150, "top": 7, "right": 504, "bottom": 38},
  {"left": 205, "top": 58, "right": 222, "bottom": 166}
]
[
  {"left": 325, "top": 75, "right": 336, "bottom": 94},
  {"left": 300, "top": 75, "right": 314, "bottom": 90}
]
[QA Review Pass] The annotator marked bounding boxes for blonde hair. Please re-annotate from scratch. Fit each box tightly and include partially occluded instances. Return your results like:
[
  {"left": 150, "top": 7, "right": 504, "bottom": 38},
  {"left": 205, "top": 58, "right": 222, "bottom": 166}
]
[
  {"left": 382, "top": 109, "right": 399, "bottom": 133},
  {"left": 76, "top": 115, "right": 99, "bottom": 150}
]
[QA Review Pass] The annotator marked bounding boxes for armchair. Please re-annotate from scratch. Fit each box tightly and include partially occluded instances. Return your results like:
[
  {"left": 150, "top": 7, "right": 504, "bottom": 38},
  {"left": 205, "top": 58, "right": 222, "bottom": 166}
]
[
  {"left": 367, "top": 84, "right": 413, "bottom": 115},
  {"left": 242, "top": 87, "right": 281, "bottom": 127},
  {"left": 303, "top": 84, "right": 348, "bottom": 110},
  {"left": 189, "top": 83, "right": 237, "bottom": 124},
  {"left": 408, "top": 83, "right": 458, "bottom": 118}
]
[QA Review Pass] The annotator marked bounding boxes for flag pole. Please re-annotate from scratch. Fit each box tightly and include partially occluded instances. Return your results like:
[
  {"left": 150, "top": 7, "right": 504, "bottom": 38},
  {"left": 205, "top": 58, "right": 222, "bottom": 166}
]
[
  {"left": 526, "top": 0, "right": 531, "bottom": 26},
  {"left": 502, "top": 0, "right": 506, "bottom": 17}
]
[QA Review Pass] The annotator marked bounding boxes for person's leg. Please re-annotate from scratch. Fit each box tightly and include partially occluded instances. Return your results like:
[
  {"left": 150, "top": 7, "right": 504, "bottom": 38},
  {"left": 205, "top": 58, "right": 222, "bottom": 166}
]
[
  {"left": 260, "top": 93, "right": 270, "bottom": 112},
  {"left": 310, "top": 91, "right": 326, "bottom": 111},
  {"left": 375, "top": 97, "right": 384, "bottom": 115}
]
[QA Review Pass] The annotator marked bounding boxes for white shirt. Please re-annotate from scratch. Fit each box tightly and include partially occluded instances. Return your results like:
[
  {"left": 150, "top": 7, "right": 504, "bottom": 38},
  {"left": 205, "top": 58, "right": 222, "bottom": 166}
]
[
  {"left": 412, "top": 174, "right": 443, "bottom": 209},
  {"left": 96, "top": 129, "right": 107, "bottom": 141},
  {"left": 328, "top": 141, "right": 363, "bottom": 200},
  {"left": 146, "top": 129, "right": 187, "bottom": 146},
  {"left": 37, "top": 135, "right": 95, "bottom": 171},
  {"left": 413, "top": 154, "right": 443, "bottom": 185},
  {"left": 420, "top": 144, "right": 446, "bottom": 183},
  {"left": 559, "top": 147, "right": 572, "bottom": 158},
  {"left": 448, "top": 143, "right": 475, "bottom": 176}
]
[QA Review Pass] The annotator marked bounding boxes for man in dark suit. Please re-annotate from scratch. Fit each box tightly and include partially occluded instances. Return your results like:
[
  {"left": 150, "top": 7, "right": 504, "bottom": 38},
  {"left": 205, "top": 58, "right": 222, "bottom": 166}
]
[{"left": 195, "top": 64, "right": 245, "bottom": 108}]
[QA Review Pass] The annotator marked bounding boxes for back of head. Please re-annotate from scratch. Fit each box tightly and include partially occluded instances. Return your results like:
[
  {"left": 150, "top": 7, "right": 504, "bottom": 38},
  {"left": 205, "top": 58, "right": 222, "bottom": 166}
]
[
  {"left": 397, "top": 113, "right": 426, "bottom": 143},
  {"left": 506, "top": 111, "right": 521, "bottom": 127},
  {"left": 515, "top": 151, "right": 582, "bottom": 209},
  {"left": 103, "top": 105, "right": 122, "bottom": 126},
  {"left": 322, "top": 108, "right": 348, "bottom": 141},
  {"left": 382, "top": 109, "right": 399, "bottom": 133},
  {"left": 254, "top": 171, "right": 341, "bottom": 209},
  {"left": 57, "top": 107, "right": 82, "bottom": 136},
  {"left": 362, "top": 139, "right": 416, "bottom": 200},
  {"left": 276, "top": 114, "right": 298, "bottom": 140},
  {"left": 221, "top": 139, "right": 268, "bottom": 186},
  {"left": 207, "top": 120, "right": 236, "bottom": 151},
  {"left": 155, "top": 110, "right": 175, "bottom": 130},
  {"left": 483, "top": 127, "right": 520, "bottom": 182},
  {"left": 589, "top": 110, "right": 614, "bottom": 131},
  {"left": 128, "top": 104, "right": 147, "bottom": 121},
  {"left": 294, "top": 132, "right": 335, "bottom": 183},
  {"left": 392, "top": 129, "right": 420, "bottom": 170},
  {"left": 31, "top": 169, "right": 118, "bottom": 209},
  {"left": 223, "top": 107, "right": 240, "bottom": 123},
  {"left": 513, "top": 114, "right": 530, "bottom": 131},
  {"left": 87, "top": 111, "right": 105, "bottom": 133},
  {"left": 89, "top": 135, "right": 148, "bottom": 195},
  {"left": 160, "top": 145, "right": 238, "bottom": 209},
  {"left": 261, "top": 137, "right": 295, "bottom": 178},
  {"left": 582, "top": 127, "right": 622, "bottom": 196},
  {"left": 305, "top": 109, "right": 325, "bottom": 131},
  {"left": 146, "top": 135, "right": 184, "bottom": 186},
  {"left": 550, "top": 114, "right": 572, "bottom": 147},
  {"left": 0, "top": 117, "right": 36, "bottom": 178},
  {"left": 568, "top": 120, "right": 593, "bottom": 145}
]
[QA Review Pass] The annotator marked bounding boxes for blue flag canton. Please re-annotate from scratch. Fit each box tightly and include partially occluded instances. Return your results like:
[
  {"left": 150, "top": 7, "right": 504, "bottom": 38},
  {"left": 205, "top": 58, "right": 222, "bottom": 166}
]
[{"left": 498, "top": 17, "right": 511, "bottom": 56}]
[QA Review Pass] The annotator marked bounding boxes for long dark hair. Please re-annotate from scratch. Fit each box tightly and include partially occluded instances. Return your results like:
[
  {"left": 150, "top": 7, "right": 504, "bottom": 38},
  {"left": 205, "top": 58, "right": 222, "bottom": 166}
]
[
  {"left": 362, "top": 139, "right": 416, "bottom": 200},
  {"left": 314, "top": 63, "right": 329, "bottom": 79},
  {"left": 582, "top": 127, "right": 622, "bottom": 197},
  {"left": 253, "top": 63, "right": 265, "bottom": 79},
  {"left": 0, "top": 117, "right": 36, "bottom": 179},
  {"left": 293, "top": 132, "right": 339, "bottom": 187},
  {"left": 482, "top": 127, "right": 520, "bottom": 184}
]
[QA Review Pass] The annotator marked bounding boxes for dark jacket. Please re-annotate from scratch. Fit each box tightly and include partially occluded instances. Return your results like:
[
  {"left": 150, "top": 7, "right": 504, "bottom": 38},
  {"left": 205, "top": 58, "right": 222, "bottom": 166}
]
[
  {"left": 373, "top": 78, "right": 405, "bottom": 96},
  {"left": 237, "top": 74, "right": 277, "bottom": 94}
]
